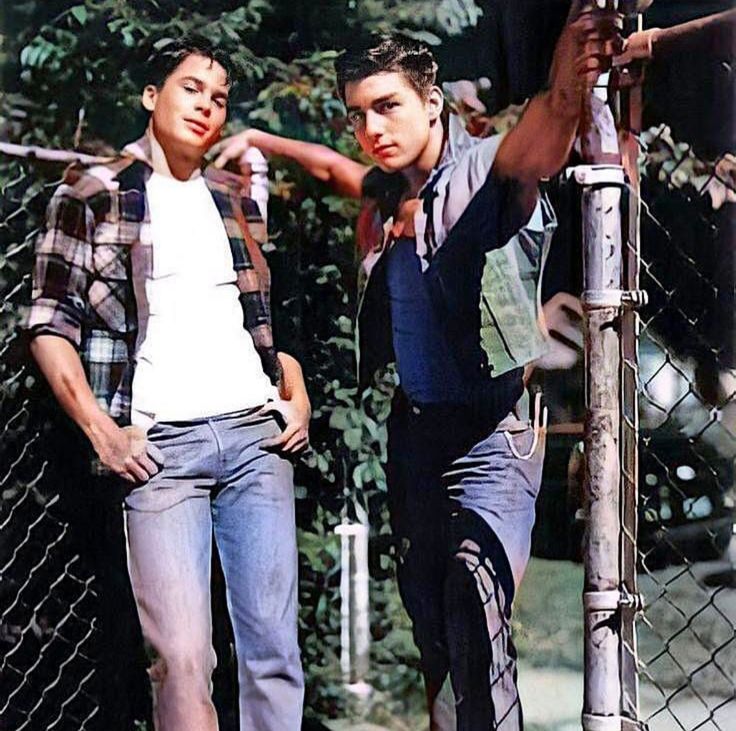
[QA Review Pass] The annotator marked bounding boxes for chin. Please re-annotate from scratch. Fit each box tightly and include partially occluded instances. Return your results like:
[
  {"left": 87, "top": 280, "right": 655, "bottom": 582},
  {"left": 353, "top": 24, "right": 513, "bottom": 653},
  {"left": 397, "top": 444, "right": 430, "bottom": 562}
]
[{"left": 373, "top": 157, "right": 406, "bottom": 173}]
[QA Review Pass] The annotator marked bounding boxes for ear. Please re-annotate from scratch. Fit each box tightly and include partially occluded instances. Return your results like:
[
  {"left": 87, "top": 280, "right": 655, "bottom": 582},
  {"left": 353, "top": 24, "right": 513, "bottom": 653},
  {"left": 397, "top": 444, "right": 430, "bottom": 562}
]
[
  {"left": 141, "top": 84, "right": 158, "bottom": 113},
  {"left": 427, "top": 85, "right": 444, "bottom": 122}
]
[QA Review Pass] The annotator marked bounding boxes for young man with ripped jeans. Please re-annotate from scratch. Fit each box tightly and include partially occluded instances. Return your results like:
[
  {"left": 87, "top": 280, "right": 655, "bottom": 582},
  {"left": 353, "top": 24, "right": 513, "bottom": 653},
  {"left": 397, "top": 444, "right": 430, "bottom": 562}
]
[{"left": 215, "top": 5, "right": 620, "bottom": 727}]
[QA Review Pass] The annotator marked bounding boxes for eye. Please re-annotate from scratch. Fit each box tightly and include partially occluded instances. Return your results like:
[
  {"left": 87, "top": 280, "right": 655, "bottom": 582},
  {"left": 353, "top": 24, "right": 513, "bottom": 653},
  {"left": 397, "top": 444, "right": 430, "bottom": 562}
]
[
  {"left": 183, "top": 85, "right": 198, "bottom": 94},
  {"left": 347, "top": 110, "right": 364, "bottom": 126},
  {"left": 377, "top": 100, "right": 399, "bottom": 113},
  {"left": 213, "top": 97, "right": 227, "bottom": 109}
]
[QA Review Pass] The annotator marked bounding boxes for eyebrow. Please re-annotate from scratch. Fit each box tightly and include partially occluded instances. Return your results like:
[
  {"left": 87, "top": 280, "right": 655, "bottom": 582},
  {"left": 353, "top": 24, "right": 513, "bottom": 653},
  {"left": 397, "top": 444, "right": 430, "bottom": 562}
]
[
  {"left": 346, "top": 93, "right": 398, "bottom": 113},
  {"left": 180, "top": 75, "right": 230, "bottom": 97}
]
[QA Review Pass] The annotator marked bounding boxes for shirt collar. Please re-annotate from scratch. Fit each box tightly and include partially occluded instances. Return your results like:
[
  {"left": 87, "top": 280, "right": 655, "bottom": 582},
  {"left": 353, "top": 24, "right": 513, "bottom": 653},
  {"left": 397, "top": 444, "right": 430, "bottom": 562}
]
[
  {"left": 121, "top": 132, "right": 204, "bottom": 182},
  {"left": 417, "top": 112, "right": 472, "bottom": 197},
  {"left": 121, "top": 134, "right": 154, "bottom": 167}
]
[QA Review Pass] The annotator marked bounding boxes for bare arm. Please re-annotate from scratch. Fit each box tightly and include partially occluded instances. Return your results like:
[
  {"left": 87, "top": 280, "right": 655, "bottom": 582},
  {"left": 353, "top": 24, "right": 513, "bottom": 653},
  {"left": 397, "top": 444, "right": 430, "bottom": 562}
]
[
  {"left": 213, "top": 128, "right": 369, "bottom": 199},
  {"left": 30, "top": 335, "right": 159, "bottom": 482},
  {"left": 615, "top": 9, "right": 736, "bottom": 65},
  {"left": 494, "top": 7, "right": 621, "bottom": 207}
]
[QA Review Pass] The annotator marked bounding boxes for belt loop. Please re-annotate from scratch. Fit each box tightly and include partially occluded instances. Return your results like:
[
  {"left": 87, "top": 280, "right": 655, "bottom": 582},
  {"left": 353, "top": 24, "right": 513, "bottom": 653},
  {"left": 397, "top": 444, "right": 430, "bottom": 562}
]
[{"left": 504, "top": 391, "right": 548, "bottom": 460}]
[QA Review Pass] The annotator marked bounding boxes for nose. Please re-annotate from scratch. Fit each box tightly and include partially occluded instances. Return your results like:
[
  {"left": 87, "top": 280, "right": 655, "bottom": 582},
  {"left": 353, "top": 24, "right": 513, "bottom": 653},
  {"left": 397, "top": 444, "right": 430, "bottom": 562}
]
[
  {"left": 195, "top": 96, "right": 212, "bottom": 118},
  {"left": 364, "top": 110, "right": 384, "bottom": 142}
]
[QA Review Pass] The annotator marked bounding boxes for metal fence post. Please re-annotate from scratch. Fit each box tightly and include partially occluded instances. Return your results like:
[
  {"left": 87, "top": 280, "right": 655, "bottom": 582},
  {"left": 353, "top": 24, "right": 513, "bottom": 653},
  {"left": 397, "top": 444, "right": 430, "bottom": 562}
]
[{"left": 579, "top": 161, "right": 627, "bottom": 731}]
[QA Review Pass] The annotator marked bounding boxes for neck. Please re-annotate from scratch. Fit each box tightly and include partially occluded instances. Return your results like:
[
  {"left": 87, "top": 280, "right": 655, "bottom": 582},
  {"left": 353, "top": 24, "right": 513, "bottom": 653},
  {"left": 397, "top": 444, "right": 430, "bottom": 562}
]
[
  {"left": 147, "top": 125, "right": 202, "bottom": 181},
  {"left": 403, "top": 117, "right": 445, "bottom": 196}
]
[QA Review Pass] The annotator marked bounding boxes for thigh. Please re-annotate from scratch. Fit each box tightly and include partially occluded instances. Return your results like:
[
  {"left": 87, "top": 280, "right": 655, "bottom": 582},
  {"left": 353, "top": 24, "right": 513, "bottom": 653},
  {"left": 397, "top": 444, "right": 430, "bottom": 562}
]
[
  {"left": 126, "top": 495, "right": 214, "bottom": 656},
  {"left": 212, "top": 414, "right": 298, "bottom": 631},
  {"left": 445, "top": 426, "right": 545, "bottom": 588}
]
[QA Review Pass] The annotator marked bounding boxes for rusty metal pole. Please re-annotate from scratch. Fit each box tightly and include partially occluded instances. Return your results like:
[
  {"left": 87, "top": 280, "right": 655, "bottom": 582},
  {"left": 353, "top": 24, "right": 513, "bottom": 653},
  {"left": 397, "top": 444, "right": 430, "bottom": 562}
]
[
  {"left": 579, "top": 162, "right": 626, "bottom": 731},
  {"left": 576, "top": 4, "right": 649, "bottom": 730}
]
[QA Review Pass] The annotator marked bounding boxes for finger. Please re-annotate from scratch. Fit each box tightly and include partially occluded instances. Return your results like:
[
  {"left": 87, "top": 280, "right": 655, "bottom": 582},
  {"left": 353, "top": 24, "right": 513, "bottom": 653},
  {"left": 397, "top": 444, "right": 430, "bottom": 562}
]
[
  {"left": 146, "top": 442, "right": 165, "bottom": 467},
  {"left": 283, "top": 430, "right": 308, "bottom": 452},
  {"left": 119, "top": 470, "right": 137, "bottom": 484},
  {"left": 124, "top": 456, "right": 149, "bottom": 482},
  {"left": 134, "top": 452, "right": 159, "bottom": 478},
  {"left": 262, "top": 424, "right": 299, "bottom": 449},
  {"left": 213, "top": 143, "right": 247, "bottom": 169}
]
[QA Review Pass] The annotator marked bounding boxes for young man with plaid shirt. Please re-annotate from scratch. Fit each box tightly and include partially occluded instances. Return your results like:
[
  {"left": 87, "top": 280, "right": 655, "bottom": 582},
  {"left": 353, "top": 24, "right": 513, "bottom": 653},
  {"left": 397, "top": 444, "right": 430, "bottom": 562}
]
[{"left": 26, "top": 38, "right": 308, "bottom": 731}]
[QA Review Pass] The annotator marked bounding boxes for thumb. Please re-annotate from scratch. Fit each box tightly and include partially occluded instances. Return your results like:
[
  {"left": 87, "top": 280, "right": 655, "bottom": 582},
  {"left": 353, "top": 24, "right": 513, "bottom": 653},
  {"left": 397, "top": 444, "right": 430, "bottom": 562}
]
[{"left": 258, "top": 401, "right": 282, "bottom": 416}]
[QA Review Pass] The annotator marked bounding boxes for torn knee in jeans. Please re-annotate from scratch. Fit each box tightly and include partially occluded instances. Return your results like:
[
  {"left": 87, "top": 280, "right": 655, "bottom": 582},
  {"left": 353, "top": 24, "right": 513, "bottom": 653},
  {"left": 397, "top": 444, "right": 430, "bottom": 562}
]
[{"left": 448, "top": 509, "right": 515, "bottom": 618}]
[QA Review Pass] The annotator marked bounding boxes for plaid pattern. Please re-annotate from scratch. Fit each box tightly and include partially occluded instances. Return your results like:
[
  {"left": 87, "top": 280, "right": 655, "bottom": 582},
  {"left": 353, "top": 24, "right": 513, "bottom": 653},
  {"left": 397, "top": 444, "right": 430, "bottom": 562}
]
[{"left": 26, "top": 134, "right": 281, "bottom": 432}]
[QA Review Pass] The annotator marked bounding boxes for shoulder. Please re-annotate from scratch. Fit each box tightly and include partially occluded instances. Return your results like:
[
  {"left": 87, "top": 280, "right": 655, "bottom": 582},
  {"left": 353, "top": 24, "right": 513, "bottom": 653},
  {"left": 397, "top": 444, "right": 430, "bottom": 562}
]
[
  {"left": 203, "top": 165, "right": 262, "bottom": 217},
  {"left": 58, "top": 155, "right": 137, "bottom": 201}
]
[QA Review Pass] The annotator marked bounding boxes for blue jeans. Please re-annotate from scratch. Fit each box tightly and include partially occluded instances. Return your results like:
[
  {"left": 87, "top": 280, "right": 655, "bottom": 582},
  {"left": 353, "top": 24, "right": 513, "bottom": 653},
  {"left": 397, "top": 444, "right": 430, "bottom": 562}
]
[
  {"left": 124, "top": 408, "right": 304, "bottom": 731},
  {"left": 387, "top": 392, "right": 544, "bottom": 731}
]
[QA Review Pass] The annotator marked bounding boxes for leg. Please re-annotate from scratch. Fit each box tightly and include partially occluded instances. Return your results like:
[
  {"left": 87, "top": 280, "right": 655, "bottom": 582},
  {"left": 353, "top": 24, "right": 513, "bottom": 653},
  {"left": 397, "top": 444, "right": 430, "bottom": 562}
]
[
  {"left": 444, "top": 427, "right": 545, "bottom": 730},
  {"left": 386, "top": 401, "right": 455, "bottom": 730},
  {"left": 212, "top": 411, "right": 304, "bottom": 731},
  {"left": 125, "top": 421, "right": 221, "bottom": 731},
  {"left": 446, "top": 509, "right": 520, "bottom": 731}
]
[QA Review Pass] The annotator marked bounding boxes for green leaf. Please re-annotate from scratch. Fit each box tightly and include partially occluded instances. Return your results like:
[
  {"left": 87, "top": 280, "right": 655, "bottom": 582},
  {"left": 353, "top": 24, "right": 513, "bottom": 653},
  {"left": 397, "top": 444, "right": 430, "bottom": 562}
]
[{"left": 70, "top": 6, "right": 88, "bottom": 26}]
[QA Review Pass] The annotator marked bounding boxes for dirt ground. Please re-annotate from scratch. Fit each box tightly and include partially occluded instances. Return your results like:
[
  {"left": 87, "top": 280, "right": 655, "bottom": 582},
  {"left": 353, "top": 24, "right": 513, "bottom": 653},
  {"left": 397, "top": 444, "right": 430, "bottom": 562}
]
[{"left": 328, "top": 556, "right": 736, "bottom": 731}]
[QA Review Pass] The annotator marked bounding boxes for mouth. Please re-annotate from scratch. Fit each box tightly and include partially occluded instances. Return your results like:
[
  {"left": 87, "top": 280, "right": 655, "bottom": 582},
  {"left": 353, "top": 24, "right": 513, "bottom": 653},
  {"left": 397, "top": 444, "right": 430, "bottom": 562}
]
[
  {"left": 184, "top": 119, "right": 209, "bottom": 136},
  {"left": 372, "top": 144, "right": 397, "bottom": 159}
]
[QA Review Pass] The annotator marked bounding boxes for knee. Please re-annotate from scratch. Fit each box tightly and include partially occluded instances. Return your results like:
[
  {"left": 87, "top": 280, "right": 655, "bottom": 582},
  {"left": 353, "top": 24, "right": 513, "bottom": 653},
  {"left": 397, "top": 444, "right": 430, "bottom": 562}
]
[
  {"left": 447, "top": 509, "right": 515, "bottom": 618},
  {"left": 151, "top": 642, "right": 217, "bottom": 685}
]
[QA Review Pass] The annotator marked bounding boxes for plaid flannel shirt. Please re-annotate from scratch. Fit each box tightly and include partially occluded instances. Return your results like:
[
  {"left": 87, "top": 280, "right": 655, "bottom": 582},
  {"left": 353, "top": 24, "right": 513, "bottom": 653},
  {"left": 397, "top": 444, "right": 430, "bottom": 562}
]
[{"left": 26, "top": 134, "right": 282, "bottom": 434}]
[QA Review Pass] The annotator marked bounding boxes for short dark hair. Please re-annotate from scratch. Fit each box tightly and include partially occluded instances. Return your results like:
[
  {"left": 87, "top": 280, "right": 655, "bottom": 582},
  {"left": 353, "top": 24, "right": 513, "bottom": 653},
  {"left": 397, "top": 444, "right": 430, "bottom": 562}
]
[
  {"left": 142, "top": 35, "right": 233, "bottom": 89},
  {"left": 335, "top": 34, "right": 438, "bottom": 101}
]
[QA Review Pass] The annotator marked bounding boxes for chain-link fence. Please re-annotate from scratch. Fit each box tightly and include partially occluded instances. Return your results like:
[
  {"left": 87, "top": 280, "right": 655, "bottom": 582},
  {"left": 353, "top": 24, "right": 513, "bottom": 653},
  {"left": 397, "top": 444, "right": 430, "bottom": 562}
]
[
  {"left": 633, "top": 121, "right": 736, "bottom": 730},
  {"left": 0, "top": 162, "right": 102, "bottom": 730}
]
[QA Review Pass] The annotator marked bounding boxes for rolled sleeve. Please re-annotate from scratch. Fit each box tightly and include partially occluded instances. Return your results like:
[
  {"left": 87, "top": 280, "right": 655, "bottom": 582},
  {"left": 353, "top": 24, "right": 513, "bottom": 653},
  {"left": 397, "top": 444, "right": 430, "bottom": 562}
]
[{"left": 25, "top": 187, "right": 93, "bottom": 348}]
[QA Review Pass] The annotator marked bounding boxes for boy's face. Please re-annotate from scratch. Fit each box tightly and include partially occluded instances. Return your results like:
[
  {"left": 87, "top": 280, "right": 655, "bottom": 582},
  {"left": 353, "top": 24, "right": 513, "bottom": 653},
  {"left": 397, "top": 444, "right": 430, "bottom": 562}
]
[
  {"left": 344, "top": 72, "right": 440, "bottom": 173},
  {"left": 141, "top": 53, "right": 229, "bottom": 157}
]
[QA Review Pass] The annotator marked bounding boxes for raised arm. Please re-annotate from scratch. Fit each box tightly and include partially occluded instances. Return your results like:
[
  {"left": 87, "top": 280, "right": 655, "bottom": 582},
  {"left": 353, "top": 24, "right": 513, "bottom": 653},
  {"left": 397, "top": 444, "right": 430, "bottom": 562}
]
[
  {"left": 213, "top": 128, "right": 369, "bottom": 199},
  {"left": 494, "top": 5, "right": 622, "bottom": 198}
]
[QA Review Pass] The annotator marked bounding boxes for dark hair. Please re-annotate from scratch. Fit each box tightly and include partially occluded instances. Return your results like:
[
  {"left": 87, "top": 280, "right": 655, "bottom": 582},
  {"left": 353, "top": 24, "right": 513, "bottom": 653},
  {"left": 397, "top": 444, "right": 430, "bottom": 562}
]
[
  {"left": 142, "top": 35, "right": 233, "bottom": 89},
  {"left": 335, "top": 34, "right": 437, "bottom": 101}
]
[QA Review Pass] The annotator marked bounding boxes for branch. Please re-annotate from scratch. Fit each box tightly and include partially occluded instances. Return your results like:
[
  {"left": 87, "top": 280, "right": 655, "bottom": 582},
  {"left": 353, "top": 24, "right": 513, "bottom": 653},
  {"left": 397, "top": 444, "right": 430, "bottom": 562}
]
[{"left": 0, "top": 142, "right": 114, "bottom": 166}]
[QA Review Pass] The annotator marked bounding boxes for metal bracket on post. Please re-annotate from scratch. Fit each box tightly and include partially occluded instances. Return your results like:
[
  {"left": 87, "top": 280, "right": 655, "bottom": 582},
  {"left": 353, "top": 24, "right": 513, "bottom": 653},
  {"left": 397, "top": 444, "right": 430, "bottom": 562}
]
[
  {"left": 583, "top": 589, "right": 645, "bottom": 614},
  {"left": 582, "top": 713, "right": 650, "bottom": 731},
  {"left": 582, "top": 289, "right": 649, "bottom": 310},
  {"left": 566, "top": 164, "right": 626, "bottom": 187}
]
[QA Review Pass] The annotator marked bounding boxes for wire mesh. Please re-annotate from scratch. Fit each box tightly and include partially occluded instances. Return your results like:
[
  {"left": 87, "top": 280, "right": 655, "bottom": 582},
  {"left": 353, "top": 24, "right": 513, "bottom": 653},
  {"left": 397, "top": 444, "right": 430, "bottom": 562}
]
[
  {"left": 0, "top": 160, "right": 100, "bottom": 731},
  {"left": 633, "top": 118, "right": 736, "bottom": 731}
]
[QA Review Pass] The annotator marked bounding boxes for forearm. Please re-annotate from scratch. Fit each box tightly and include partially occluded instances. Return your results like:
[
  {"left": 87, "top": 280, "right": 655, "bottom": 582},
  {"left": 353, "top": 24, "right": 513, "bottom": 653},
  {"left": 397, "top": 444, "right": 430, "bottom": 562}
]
[
  {"left": 247, "top": 129, "right": 366, "bottom": 198},
  {"left": 495, "top": 90, "right": 579, "bottom": 185},
  {"left": 30, "top": 335, "right": 116, "bottom": 446},
  {"left": 277, "top": 351, "right": 310, "bottom": 408},
  {"left": 653, "top": 9, "right": 736, "bottom": 60}
]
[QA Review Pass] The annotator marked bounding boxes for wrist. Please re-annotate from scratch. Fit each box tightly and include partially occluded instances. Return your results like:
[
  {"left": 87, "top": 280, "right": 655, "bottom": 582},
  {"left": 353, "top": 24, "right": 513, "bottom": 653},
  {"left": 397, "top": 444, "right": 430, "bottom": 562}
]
[{"left": 82, "top": 409, "right": 120, "bottom": 449}]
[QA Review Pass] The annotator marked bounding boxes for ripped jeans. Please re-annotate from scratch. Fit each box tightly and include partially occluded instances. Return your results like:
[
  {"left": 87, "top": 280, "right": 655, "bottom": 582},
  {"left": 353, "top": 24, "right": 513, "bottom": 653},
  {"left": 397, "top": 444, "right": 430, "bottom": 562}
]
[{"left": 386, "top": 391, "right": 544, "bottom": 730}]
